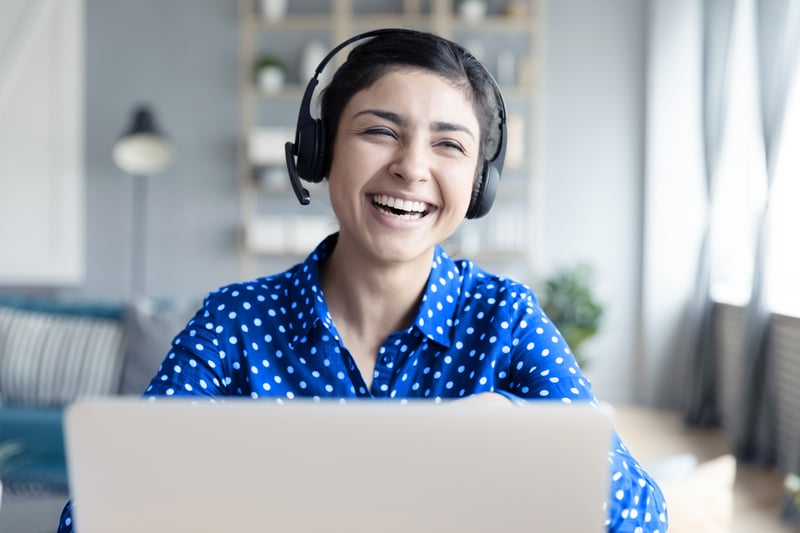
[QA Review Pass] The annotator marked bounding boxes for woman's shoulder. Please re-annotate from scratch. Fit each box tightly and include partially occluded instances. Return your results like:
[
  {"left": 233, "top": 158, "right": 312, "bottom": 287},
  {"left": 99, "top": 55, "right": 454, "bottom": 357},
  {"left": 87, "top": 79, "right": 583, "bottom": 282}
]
[
  {"left": 451, "top": 257, "right": 541, "bottom": 307},
  {"left": 201, "top": 263, "right": 309, "bottom": 310}
]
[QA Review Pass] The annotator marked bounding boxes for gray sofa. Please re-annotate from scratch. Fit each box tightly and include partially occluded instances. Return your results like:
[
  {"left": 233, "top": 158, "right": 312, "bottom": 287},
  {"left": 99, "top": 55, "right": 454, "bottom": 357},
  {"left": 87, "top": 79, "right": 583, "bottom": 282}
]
[{"left": 0, "top": 296, "right": 195, "bottom": 500}]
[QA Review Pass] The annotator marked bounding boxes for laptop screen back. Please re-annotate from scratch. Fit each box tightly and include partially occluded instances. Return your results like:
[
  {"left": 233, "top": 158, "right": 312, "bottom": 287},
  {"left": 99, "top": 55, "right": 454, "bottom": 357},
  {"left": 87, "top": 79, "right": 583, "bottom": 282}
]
[{"left": 65, "top": 398, "right": 611, "bottom": 533}]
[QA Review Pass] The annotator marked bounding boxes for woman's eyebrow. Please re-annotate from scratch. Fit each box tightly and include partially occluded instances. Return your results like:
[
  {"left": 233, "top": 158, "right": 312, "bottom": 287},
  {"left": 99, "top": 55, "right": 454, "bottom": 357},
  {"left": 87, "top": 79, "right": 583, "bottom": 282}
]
[
  {"left": 432, "top": 120, "right": 475, "bottom": 140},
  {"left": 353, "top": 109, "right": 476, "bottom": 140},
  {"left": 354, "top": 109, "right": 405, "bottom": 125}
]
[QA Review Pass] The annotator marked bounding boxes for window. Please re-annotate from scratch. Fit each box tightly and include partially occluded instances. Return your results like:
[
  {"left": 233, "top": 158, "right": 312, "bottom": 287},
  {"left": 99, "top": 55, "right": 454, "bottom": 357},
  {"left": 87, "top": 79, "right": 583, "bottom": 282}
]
[
  {"left": 709, "top": 0, "right": 800, "bottom": 319},
  {"left": 709, "top": 0, "right": 767, "bottom": 306},
  {"left": 765, "top": 67, "right": 800, "bottom": 317}
]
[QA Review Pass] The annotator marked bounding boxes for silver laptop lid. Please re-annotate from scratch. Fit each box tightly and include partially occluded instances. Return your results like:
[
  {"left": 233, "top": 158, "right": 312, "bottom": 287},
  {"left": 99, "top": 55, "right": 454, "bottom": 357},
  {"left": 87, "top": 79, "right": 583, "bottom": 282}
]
[{"left": 65, "top": 398, "right": 611, "bottom": 533}]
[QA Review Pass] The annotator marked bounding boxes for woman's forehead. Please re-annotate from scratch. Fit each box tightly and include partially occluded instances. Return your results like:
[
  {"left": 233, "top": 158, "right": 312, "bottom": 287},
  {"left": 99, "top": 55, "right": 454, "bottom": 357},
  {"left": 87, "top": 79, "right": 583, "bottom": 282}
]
[{"left": 345, "top": 68, "right": 479, "bottom": 126}]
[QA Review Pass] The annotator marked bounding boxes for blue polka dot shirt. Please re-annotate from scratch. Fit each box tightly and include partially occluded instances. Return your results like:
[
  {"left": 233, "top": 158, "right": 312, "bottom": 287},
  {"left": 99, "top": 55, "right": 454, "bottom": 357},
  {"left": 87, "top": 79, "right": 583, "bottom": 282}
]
[{"left": 58, "top": 234, "right": 667, "bottom": 532}]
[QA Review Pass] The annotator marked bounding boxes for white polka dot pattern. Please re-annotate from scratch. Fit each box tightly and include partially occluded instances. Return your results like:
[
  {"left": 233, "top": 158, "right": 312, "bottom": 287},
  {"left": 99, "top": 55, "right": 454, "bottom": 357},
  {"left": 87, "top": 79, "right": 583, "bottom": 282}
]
[{"left": 57, "top": 235, "right": 667, "bottom": 533}]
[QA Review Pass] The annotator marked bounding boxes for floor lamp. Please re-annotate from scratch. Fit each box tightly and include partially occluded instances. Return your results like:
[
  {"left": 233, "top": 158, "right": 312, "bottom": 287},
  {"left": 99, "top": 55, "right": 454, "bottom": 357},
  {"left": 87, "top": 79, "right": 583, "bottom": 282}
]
[{"left": 111, "top": 105, "right": 173, "bottom": 297}]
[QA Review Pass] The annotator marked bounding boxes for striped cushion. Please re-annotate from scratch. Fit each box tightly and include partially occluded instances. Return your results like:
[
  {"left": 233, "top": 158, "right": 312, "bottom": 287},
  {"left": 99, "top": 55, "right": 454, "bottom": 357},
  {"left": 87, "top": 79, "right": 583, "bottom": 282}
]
[{"left": 0, "top": 306, "right": 127, "bottom": 406}]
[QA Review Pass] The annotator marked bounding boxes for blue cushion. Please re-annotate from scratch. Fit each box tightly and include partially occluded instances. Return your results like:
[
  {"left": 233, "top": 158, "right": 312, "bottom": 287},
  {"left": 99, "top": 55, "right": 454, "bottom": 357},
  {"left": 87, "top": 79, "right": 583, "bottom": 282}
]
[
  {"left": 0, "top": 296, "right": 125, "bottom": 321},
  {"left": 0, "top": 406, "right": 65, "bottom": 457},
  {"left": 0, "top": 406, "right": 67, "bottom": 495}
]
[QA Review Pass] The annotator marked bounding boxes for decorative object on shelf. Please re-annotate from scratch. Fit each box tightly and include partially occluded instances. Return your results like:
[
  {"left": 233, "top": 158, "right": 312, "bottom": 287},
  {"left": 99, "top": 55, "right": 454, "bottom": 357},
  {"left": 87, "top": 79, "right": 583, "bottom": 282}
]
[
  {"left": 257, "top": 0, "right": 287, "bottom": 21},
  {"left": 782, "top": 472, "right": 800, "bottom": 526},
  {"left": 457, "top": 0, "right": 488, "bottom": 23},
  {"left": 248, "top": 127, "right": 294, "bottom": 166},
  {"left": 246, "top": 215, "right": 335, "bottom": 255},
  {"left": 540, "top": 263, "right": 604, "bottom": 369},
  {"left": 254, "top": 54, "right": 287, "bottom": 95},
  {"left": 505, "top": 113, "right": 525, "bottom": 169},
  {"left": 254, "top": 165, "right": 289, "bottom": 192},
  {"left": 301, "top": 40, "right": 330, "bottom": 87},
  {"left": 112, "top": 105, "right": 174, "bottom": 297},
  {"left": 504, "top": 0, "right": 529, "bottom": 19}
]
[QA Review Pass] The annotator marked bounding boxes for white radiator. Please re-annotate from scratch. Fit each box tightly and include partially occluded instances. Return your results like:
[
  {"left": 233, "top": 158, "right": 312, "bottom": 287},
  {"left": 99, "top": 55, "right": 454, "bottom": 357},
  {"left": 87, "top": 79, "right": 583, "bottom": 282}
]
[
  {"left": 713, "top": 303, "right": 747, "bottom": 439},
  {"left": 770, "top": 313, "right": 800, "bottom": 474}
]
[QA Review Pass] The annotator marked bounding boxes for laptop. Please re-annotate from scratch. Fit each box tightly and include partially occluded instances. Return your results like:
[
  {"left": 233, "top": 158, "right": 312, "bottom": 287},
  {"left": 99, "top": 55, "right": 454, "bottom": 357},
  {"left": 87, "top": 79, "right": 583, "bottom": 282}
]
[{"left": 64, "top": 398, "right": 612, "bottom": 532}]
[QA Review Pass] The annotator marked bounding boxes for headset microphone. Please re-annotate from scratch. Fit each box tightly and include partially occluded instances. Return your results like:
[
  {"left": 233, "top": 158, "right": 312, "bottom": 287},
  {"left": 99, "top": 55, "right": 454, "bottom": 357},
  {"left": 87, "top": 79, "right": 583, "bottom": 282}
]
[
  {"left": 285, "top": 142, "right": 310, "bottom": 205},
  {"left": 284, "top": 72, "right": 322, "bottom": 206}
]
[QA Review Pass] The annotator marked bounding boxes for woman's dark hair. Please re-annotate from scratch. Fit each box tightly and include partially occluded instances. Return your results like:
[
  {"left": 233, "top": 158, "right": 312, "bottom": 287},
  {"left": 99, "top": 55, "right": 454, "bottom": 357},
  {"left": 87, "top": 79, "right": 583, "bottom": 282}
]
[{"left": 320, "top": 30, "right": 501, "bottom": 177}]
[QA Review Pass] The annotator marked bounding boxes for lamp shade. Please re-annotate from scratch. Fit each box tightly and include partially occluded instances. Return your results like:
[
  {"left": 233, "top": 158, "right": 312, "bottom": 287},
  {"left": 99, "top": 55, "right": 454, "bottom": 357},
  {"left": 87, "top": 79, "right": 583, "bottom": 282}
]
[{"left": 112, "top": 106, "right": 173, "bottom": 176}]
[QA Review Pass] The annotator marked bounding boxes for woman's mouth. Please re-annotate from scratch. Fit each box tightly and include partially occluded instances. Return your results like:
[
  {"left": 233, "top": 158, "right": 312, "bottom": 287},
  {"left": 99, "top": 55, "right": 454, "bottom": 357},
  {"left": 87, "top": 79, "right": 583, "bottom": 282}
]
[{"left": 371, "top": 194, "right": 431, "bottom": 220}]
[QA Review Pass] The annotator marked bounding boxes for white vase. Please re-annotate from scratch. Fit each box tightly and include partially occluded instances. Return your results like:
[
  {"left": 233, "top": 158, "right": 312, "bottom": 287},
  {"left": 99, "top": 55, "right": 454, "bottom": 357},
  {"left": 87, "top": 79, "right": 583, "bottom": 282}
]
[
  {"left": 301, "top": 40, "right": 329, "bottom": 85},
  {"left": 258, "top": 0, "right": 287, "bottom": 21},
  {"left": 257, "top": 66, "right": 285, "bottom": 95},
  {"left": 458, "top": 0, "right": 487, "bottom": 23}
]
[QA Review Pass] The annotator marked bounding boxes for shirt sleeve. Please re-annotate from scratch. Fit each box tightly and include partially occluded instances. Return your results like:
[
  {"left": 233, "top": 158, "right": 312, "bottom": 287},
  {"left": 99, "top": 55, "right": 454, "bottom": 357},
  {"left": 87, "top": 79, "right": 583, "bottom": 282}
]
[
  {"left": 57, "top": 499, "right": 74, "bottom": 533},
  {"left": 502, "top": 298, "right": 669, "bottom": 533},
  {"left": 142, "top": 298, "right": 232, "bottom": 398}
]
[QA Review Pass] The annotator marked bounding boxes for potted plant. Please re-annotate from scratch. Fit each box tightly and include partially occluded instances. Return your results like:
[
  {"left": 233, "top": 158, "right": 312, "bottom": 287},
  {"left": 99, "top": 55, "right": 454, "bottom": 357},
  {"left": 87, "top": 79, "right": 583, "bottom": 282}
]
[
  {"left": 0, "top": 439, "right": 26, "bottom": 510},
  {"left": 540, "top": 263, "right": 604, "bottom": 369},
  {"left": 782, "top": 472, "right": 800, "bottom": 526},
  {"left": 254, "top": 54, "right": 287, "bottom": 95}
]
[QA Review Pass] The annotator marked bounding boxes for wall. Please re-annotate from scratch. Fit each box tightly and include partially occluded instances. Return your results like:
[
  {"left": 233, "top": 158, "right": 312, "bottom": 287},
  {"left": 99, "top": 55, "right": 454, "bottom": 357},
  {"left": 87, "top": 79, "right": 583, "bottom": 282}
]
[
  {"left": 2, "top": 0, "right": 653, "bottom": 404},
  {"left": 76, "top": 0, "right": 240, "bottom": 301},
  {"left": 539, "top": 0, "right": 648, "bottom": 404}
]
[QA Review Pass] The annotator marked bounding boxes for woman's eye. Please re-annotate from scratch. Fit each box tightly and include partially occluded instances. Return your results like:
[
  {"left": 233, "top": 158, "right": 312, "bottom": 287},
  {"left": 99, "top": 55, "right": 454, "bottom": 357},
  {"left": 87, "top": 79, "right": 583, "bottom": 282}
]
[
  {"left": 363, "top": 127, "right": 396, "bottom": 138},
  {"left": 437, "top": 140, "right": 466, "bottom": 154}
]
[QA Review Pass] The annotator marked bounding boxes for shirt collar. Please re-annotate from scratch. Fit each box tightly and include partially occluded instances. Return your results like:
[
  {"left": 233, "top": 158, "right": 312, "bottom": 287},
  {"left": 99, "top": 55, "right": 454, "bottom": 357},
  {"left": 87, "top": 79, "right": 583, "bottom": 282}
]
[
  {"left": 289, "top": 235, "right": 461, "bottom": 349},
  {"left": 411, "top": 246, "right": 462, "bottom": 348},
  {"left": 284, "top": 233, "right": 337, "bottom": 341}
]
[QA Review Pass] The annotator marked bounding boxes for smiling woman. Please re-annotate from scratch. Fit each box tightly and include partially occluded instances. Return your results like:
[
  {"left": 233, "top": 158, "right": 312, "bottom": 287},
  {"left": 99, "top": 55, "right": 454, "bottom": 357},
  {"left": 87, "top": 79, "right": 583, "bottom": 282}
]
[{"left": 58, "top": 29, "right": 666, "bottom": 533}]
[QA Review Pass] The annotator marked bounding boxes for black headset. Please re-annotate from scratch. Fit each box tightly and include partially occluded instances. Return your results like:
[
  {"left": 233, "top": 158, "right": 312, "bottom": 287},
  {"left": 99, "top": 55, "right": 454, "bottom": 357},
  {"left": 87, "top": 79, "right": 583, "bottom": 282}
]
[{"left": 284, "top": 28, "right": 507, "bottom": 219}]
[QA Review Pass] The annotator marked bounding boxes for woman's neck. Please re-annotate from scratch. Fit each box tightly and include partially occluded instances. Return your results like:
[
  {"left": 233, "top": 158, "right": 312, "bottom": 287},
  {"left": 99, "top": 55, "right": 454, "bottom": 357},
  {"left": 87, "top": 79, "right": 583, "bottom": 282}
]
[{"left": 320, "top": 237, "right": 433, "bottom": 341}]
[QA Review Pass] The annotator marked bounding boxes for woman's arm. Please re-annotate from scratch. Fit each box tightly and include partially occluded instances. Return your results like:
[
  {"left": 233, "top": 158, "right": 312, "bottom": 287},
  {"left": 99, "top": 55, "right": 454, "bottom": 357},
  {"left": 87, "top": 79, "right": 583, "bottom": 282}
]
[{"left": 498, "top": 299, "right": 668, "bottom": 532}]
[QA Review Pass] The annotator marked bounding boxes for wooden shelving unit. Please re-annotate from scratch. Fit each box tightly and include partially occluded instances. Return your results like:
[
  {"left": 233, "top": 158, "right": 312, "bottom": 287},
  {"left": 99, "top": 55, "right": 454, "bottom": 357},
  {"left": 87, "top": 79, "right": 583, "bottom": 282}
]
[{"left": 237, "top": 0, "right": 543, "bottom": 281}]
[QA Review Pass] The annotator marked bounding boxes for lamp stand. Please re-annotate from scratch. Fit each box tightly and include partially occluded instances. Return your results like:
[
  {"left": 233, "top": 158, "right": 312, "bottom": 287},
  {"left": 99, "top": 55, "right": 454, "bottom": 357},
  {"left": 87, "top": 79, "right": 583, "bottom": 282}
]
[{"left": 131, "top": 174, "right": 149, "bottom": 297}]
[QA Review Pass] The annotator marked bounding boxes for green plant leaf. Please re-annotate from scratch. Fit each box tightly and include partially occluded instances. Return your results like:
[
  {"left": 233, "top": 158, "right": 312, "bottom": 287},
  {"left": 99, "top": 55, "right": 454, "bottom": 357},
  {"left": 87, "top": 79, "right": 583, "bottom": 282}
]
[
  {"left": 540, "top": 263, "right": 604, "bottom": 369},
  {"left": 254, "top": 54, "right": 287, "bottom": 73}
]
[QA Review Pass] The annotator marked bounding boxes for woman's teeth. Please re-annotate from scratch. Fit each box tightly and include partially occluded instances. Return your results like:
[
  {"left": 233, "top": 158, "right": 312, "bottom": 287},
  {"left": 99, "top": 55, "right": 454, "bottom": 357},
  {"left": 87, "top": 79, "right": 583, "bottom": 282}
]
[{"left": 372, "top": 195, "right": 428, "bottom": 219}]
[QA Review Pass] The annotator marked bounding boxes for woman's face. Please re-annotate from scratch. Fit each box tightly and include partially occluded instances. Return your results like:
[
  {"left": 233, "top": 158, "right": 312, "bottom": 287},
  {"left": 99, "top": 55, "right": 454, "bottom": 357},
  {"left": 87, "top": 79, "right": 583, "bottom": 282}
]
[{"left": 327, "top": 67, "right": 481, "bottom": 268}]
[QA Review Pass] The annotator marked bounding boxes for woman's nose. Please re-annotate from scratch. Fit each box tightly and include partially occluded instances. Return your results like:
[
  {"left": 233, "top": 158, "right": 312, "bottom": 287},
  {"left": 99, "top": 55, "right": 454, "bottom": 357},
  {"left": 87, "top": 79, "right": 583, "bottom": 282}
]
[{"left": 389, "top": 140, "right": 431, "bottom": 183}]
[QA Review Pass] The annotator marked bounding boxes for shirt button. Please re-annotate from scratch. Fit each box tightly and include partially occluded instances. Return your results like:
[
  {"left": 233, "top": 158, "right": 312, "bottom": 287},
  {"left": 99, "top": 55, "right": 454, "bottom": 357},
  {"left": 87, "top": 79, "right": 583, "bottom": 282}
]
[{"left": 381, "top": 355, "right": 391, "bottom": 365}]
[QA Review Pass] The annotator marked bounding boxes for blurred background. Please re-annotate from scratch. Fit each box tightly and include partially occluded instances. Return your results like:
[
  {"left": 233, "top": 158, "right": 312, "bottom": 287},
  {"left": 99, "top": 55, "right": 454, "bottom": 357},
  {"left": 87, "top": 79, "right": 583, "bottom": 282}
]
[{"left": 1, "top": 0, "right": 799, "bottom": 531}]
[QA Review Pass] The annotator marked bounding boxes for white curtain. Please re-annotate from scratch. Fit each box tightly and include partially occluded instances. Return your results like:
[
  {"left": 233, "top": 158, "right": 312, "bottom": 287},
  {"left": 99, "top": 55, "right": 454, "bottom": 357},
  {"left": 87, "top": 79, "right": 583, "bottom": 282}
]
[
  {"left": 736, "top": 0, "right": 800, "bottom": 463},
  {"left": 0, "top": 0, "right": 85, "bottom": 285},
  {"left": 640, "top": 0, "right": 708, "bottom": 407},
  {"left": 683, "top": 0, "right": 737, "bottom": 427}
]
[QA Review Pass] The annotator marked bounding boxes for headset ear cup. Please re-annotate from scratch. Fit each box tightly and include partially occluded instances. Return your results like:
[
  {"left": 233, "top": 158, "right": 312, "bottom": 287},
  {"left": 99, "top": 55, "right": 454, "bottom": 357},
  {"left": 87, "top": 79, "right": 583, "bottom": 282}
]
[
  {"left": 295, "top": 118, "right": 327, "bottom": 183},
  {"left": 466, "top": 161, "right": 499, "bottom": 219}
]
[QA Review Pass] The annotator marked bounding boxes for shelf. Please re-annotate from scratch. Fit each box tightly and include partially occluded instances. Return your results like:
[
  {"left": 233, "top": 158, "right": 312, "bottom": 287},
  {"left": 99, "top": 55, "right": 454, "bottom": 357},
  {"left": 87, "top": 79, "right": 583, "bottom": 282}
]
[
  {"left": 249, "top": 15, "right": 333, "bottom": 31},
  {"left": 237, "top": 0, "right": 543, "bottom": 279},
  {"left": 247, "top": 14, "right": 538, "bottom": 35},
  {"left": 350, "top": 14, "right": 435, "bottom": 30},
  {"left": 450, "top": 15, "right": 537, "bottom": 32},
  {"left": 249, "top": 84, "right": 307, "bottom": 100},
  {"left": 244, "top": 215, "right": 337, "bottom": 255}
]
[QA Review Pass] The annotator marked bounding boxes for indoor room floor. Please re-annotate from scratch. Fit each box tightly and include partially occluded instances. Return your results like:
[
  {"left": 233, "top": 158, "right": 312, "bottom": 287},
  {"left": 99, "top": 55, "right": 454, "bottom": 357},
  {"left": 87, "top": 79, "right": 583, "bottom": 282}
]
[{"left": 613, "top": 404, "right": 796, "bottom": 533}]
